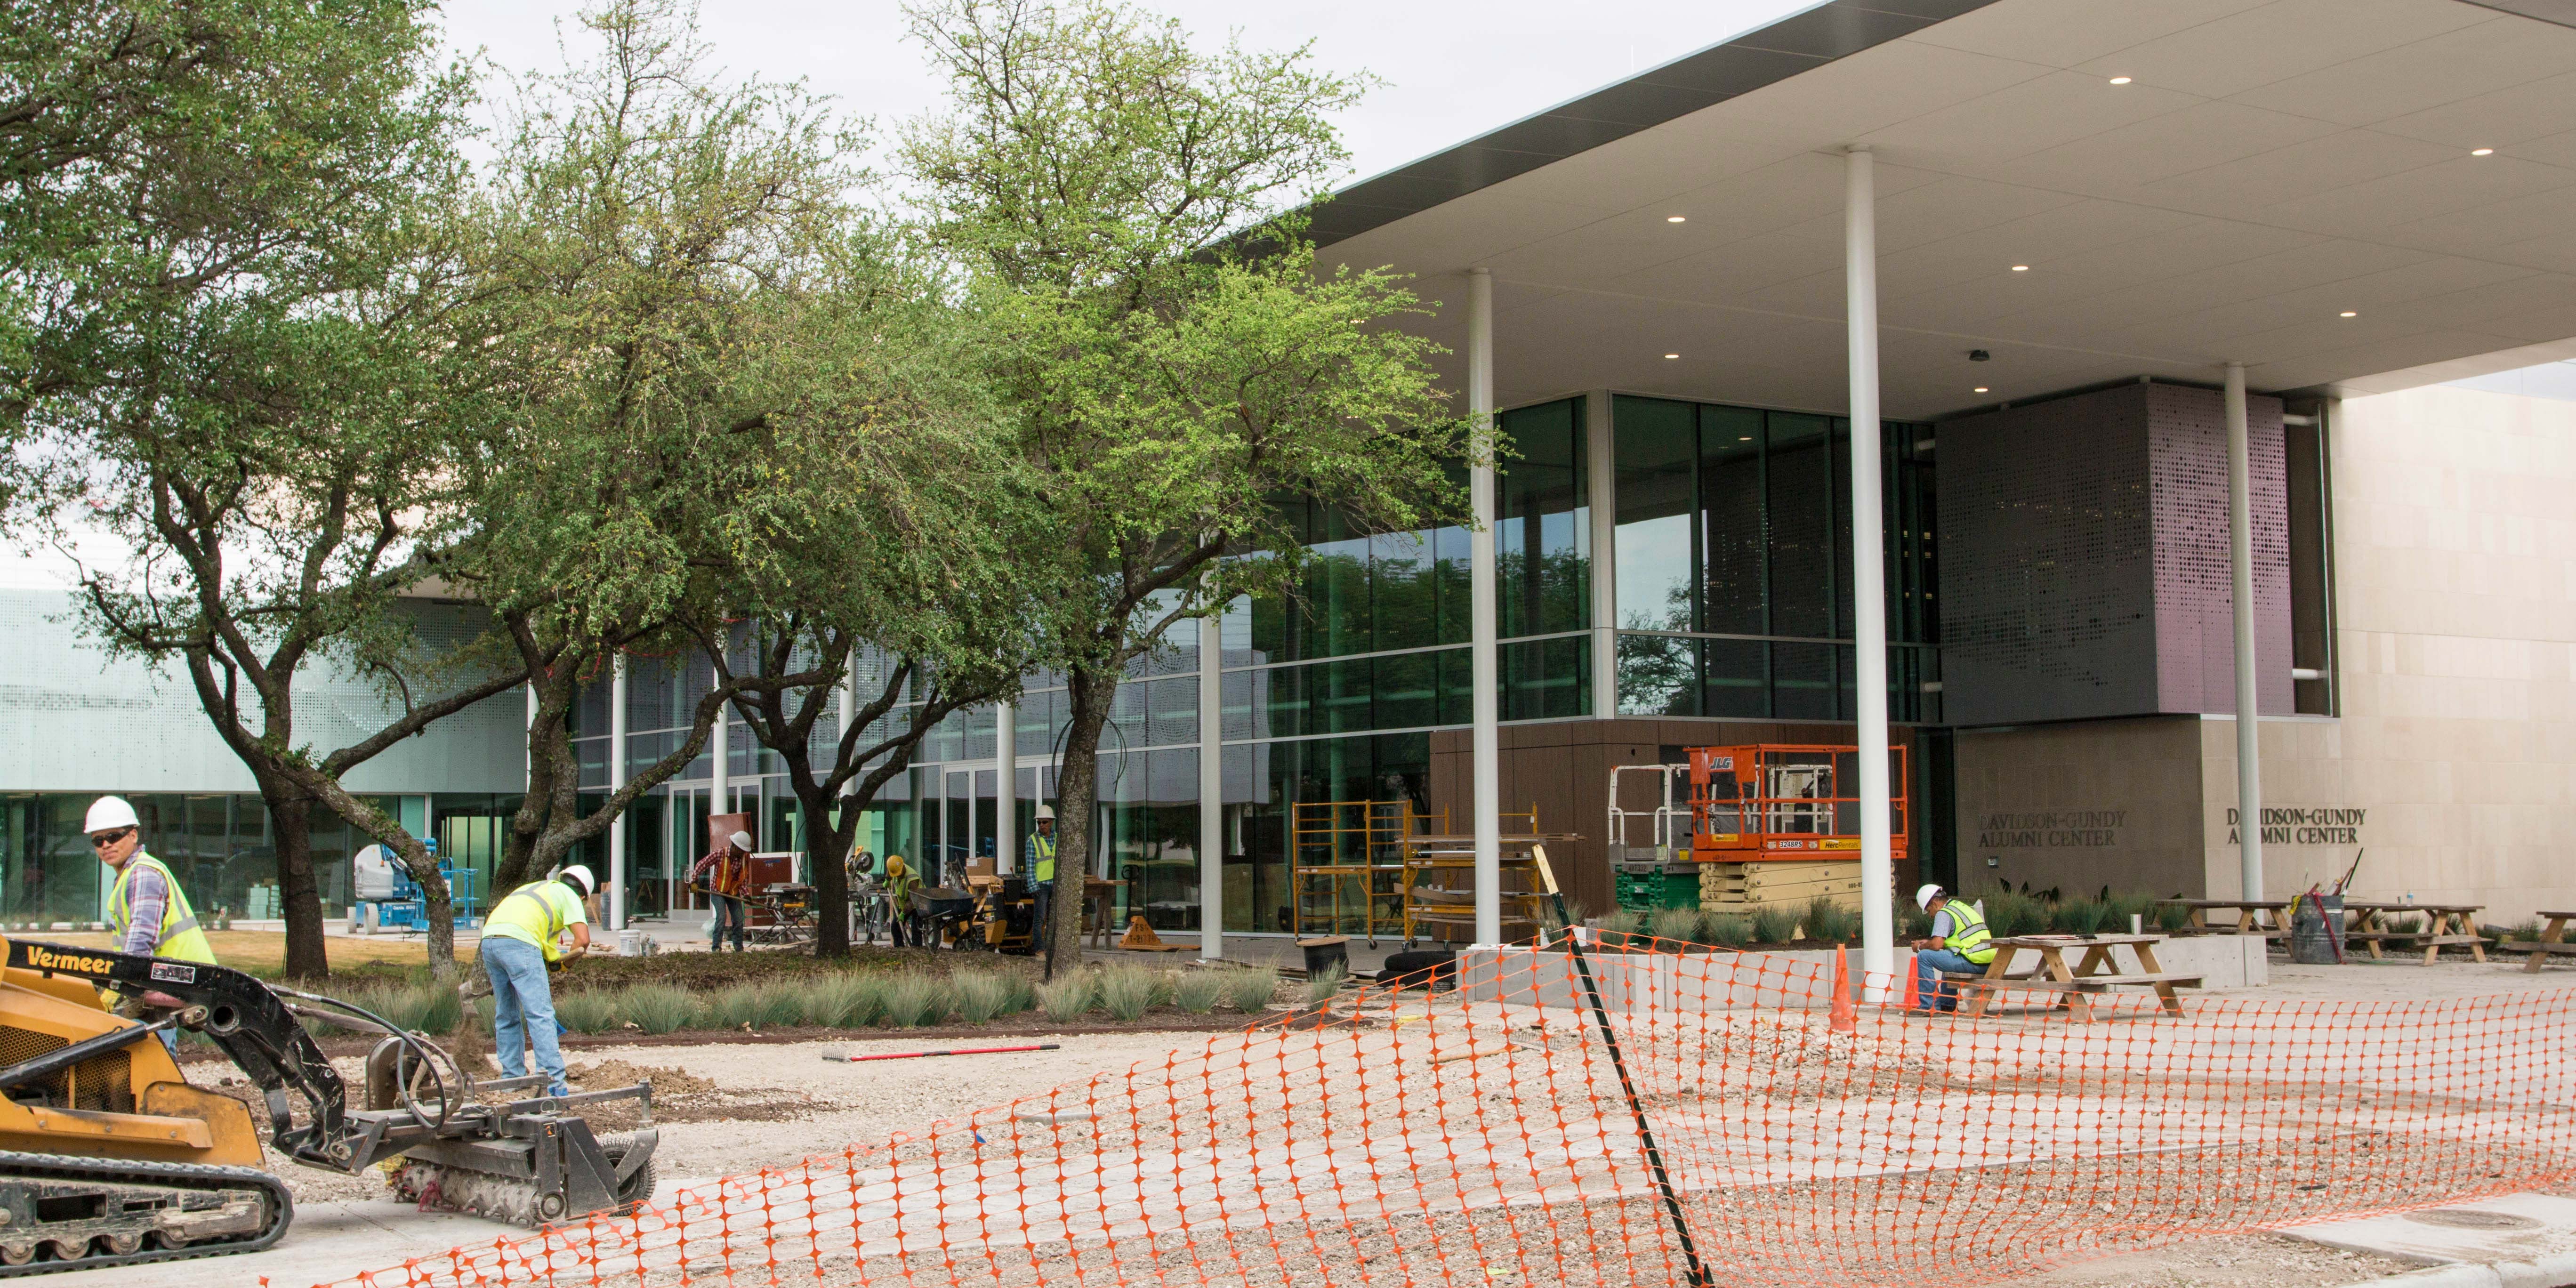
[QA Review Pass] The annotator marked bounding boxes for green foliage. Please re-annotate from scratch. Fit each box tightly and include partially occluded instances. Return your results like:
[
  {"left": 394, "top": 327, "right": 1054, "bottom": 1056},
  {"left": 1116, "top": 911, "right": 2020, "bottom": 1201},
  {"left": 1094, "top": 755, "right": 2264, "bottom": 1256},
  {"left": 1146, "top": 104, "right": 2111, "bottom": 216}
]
[
  {"left": 620, "top": 983, "right": 700, "bottom": 1035},
  {"left": 2055, "top": 898, "right": 2112, "bottom": 935},
  {"left": 1305, "top": 964, "right": 1347, "bottom": 1006},
  {"left": 1219, "top": 966, "right": 1279, "bottom": 1013},
  {"left": 1706, "top": 914, "right": 1752, "bottom": 949},
  {"left": 1038, "top": 972, "right": 1098, "bottom": 1022},
  {"left": 903, "top": 0, "right": 1473, "bottom": 972},
  {"left": 707, "top": 984, "right": 766, "bottom": 1029},
  {"left": 1650, "top": 906, "right": 1702, "bottom": 949},
  {"left": 802, "top": 975, "right": 884, "bottom": 1028},
  {"left": 1896, "top": 900, "right": 1933, "bottom": 940},
  {"left": 1171, "top": 970, "right": 1228, "bottom": 1014},
  {"left": 952, "top": 971, "right": 1013, "bottom": 1024},
  {"left": 555, "top": 990, "right": 619, "bottom": 1035},
  {"left": 2154, "top": 900, "right": 2198, "bottom": 933},
  {"left": 995, "top": 971, "right": 1037, "bottom": 1017},
  {"left": 1981, "top": 888, "right": 2047, "bottom": 939},
  {"left": 1803, "top": 897, "right": 1858, "bottom": 944},
  {"left": 1099, "top": 966, "right": 1159, "bottom": 1021},
  {"left": 1747, "top": 906, "right": 1794, "bottom": 946},
  {"left": 882, "top": 975, "right": 955, "bottom": 1028}
]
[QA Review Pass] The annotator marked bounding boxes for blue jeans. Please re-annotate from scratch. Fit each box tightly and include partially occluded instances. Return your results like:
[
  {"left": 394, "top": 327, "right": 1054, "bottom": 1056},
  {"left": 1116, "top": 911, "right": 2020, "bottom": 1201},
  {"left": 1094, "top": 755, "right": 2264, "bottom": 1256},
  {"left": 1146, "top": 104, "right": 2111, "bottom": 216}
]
[
  {"left": 709, "top": 894, "right": 747, "bottom": 951},
  {"left": 481, "top": 936, "right": 567, "bottom": 1096},
  {"left": 1913, "top": 948, "right": 1984, "bottom": 1013}
]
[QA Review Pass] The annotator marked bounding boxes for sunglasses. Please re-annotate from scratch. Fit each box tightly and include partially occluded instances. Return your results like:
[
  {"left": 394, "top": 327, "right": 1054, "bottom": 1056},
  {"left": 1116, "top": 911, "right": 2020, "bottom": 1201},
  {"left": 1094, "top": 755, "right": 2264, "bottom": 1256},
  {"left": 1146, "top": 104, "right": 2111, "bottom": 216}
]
[{"left": 88, "top": 828, "right": 135, "bottom": 849}]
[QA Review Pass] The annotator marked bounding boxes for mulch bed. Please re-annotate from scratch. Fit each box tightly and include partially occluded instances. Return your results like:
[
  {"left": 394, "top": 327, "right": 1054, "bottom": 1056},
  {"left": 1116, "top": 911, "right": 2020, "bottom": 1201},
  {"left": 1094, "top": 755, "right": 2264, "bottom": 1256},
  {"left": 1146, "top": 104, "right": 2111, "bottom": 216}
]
[{"left": 177, "top": 1010, "right": 1271, "bottom": 1065}]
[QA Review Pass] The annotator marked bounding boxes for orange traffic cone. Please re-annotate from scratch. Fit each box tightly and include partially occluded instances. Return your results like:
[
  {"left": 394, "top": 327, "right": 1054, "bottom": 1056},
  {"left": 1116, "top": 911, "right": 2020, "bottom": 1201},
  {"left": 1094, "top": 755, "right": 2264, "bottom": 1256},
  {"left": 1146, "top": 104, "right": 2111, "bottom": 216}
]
[
  {"left": 1829, "top": 945, "right": 1857, "bottom": 1033},
  {"left": 1900, "top": 954, "right": 1920, "bottom": 1013}
]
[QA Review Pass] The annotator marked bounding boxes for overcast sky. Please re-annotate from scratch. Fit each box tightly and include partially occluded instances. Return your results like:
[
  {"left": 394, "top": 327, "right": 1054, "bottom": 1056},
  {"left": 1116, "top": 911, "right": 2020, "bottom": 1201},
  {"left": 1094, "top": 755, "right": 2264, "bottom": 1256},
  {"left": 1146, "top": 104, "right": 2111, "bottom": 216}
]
[{"left": 437, "top": 0, "right": 1817, "bottom": 182}]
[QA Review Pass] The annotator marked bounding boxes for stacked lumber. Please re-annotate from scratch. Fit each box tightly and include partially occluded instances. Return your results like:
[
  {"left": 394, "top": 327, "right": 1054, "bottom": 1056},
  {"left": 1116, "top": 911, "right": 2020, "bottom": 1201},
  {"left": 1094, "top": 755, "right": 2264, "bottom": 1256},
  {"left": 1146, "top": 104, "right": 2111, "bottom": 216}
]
[{"left": 1698, "top": 859, "right": 1862, "bottom": 913}]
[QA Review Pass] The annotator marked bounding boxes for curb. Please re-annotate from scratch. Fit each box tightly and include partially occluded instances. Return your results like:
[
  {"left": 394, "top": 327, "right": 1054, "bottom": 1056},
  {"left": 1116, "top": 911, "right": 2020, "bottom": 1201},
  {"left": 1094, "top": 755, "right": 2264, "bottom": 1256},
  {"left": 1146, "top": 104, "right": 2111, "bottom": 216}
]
[{"left": 2362, "top": 1249, "right": 2576, "bottom": 1288}]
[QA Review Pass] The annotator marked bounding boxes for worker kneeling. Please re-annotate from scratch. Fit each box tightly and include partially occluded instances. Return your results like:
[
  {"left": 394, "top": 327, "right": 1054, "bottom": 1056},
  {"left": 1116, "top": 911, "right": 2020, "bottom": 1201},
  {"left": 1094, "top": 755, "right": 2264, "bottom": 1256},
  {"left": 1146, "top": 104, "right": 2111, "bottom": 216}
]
[
  {"left": 481, "top": 864, "right": 594, "bottom": 1098},
  {"left": 1909, "top": 884, "right": 1995, "bottom": 1015}
]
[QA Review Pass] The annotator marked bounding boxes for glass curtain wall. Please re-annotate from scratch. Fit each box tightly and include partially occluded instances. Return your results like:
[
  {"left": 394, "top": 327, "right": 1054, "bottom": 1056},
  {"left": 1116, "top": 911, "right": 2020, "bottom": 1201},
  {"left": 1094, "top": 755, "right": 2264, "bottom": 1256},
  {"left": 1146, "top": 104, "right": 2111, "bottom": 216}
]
[
  {"left": 1612, "top": 394, "right": 1939, "bottom": 722},
  {"left": 0, "top": 791, "right": 403, "bottom": 924}
]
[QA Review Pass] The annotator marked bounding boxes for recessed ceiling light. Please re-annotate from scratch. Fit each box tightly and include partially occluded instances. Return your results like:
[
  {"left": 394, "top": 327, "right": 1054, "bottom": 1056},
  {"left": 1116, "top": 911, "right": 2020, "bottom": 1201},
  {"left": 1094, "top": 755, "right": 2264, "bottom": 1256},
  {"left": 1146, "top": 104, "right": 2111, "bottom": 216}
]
[
  {"left": 2471, "top": 147, "right": 2495, "bottom": 156},
  {"left": 2010, "top": 264, "right": 2029, "bottom": 272},
  {"left": 1738, "top": 435, "right": 1753, "bottom": 442},
  {"left": 2108, "top": 76, "right": 2133, "bottom": 85},
  {"left": 1974, "top": 386, "right": 1989, "bottom": 394},
  {"left": 1664, "top": 353, "right": 1680, "bottom": 360},
  {"left": 1666, "top": 215, "right": 1687, "bottom": 223},
  {"left": 2339, "top": 311, "right": 2358, "bottom": 318}
]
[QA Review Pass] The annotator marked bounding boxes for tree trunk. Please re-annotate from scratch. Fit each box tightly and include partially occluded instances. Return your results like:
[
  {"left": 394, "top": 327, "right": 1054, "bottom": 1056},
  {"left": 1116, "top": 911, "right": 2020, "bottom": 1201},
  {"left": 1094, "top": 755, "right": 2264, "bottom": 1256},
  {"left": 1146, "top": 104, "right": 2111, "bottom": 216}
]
[
  {"left": 1045, "top": 667, "right": 1119, "bottom": 979},
  {"left": 259, "top": 784, "right": 330, "bottom": 981},
  {"left": 803, "top": 787, "right": 852, "bottom": 958}
]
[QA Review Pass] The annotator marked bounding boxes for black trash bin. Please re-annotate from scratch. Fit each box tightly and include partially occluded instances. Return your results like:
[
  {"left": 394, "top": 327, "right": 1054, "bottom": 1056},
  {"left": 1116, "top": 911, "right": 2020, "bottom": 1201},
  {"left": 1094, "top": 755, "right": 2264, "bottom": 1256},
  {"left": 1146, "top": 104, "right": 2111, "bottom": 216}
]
[{"left": 2289, "top": 893, "right": 2344, "bottom": 965}]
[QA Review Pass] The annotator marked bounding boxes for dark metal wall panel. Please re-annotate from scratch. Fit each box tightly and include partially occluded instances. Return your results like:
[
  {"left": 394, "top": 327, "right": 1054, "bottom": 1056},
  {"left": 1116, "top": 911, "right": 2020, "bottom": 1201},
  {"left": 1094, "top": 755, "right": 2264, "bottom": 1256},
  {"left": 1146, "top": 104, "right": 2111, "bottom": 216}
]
[
  {"left": 1938, "top": 387, "right": 2161, "bottom": 725},
  {"left": 1938, "top": 382, "right": 2292, "bottom": 726}
]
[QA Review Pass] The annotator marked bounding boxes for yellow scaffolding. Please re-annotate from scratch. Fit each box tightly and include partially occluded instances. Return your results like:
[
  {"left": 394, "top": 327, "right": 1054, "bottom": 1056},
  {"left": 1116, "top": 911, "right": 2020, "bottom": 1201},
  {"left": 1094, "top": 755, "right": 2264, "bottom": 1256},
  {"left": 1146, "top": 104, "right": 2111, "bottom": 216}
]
[{"left": 1287, "top": 799, "right": 1442, "bottom": 941}]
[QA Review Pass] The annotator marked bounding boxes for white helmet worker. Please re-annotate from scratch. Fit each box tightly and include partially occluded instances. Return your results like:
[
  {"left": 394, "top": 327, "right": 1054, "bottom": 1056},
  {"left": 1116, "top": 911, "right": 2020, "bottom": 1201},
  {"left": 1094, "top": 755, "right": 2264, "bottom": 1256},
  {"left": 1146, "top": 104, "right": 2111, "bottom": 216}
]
[
  {"left": 556, "top": 864, "right": 596, "bottom": 897},
  {"left": 85, "top": 796, "right": 140, "bottom": 834},
  {"left": 1033, "top": 804, "right": 1055, "bottom": 821},
  {"left": 1915, "top": 883, "right": 1947, "bottom": 911},
  {"left": 729, "top": 829, "right": 754, "bottom": 852}
]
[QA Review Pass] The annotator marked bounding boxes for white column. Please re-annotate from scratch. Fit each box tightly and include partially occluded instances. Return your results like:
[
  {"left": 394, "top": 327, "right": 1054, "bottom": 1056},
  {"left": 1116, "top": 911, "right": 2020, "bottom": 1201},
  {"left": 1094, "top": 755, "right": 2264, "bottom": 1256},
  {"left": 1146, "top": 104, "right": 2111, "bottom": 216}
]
[
  {"left": 2225, "top": 361, "right": 2264, "bottom": 902},
  {"left": 994, "top": 697, "right": 1016, "bottom": 876},
  {"left": 711, "top": 692, "right": 731, "bottom": 830},
  {"left": 523, "top": 684, "right": 538, "bottom": 792},
  {"left": 1468, "top": 267, "right": 1502, "bottom": 946},
  {"left": 1198, "top": 612, "right": 1225, "bottom": 960},
  {"left": 1586, "top": 389, "right": 1617, "bottom": 718},
  {"left": 1845, "top": 145, "right": 1894, "bottom": 1002},
  {"left": 608, "top": 653, "right": 628, "bottom": 932}
]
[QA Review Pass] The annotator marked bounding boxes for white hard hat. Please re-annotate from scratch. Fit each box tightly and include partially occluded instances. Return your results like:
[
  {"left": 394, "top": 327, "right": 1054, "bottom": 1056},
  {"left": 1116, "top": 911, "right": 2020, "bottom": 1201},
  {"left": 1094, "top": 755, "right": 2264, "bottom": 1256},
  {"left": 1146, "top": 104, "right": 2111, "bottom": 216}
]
[
  {"left": 1033, "top": 804, "right": 1054, "bottom": 821},
  {"left": 557, "top": 864, "right": 596, "bottom": 896},
  {"left": 729, "top": 830, "right": 753, "bottom": 851},
  {"left": 1915, "top": 883, "right": 1947, "bottom": 911},
  {"left": 85, "top": 796, "right": 140, "bottom": 834}
]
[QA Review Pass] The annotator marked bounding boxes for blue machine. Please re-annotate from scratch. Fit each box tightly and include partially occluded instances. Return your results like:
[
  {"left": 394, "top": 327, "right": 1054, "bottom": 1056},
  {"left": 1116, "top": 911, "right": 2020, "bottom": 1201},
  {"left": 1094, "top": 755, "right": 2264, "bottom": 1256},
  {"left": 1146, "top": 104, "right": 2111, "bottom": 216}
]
[{"left": 348, "top": 839, "right": 482, "bottom": 933}]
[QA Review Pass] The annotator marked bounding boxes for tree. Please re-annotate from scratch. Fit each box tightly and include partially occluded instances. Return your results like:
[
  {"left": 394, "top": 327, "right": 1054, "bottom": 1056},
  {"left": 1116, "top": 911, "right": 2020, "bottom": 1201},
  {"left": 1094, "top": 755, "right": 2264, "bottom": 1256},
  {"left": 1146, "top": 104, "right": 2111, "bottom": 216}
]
[
  {"left": 0, "top": 0, "right": 492, "bottom": 980},
  {"left": 454, "top": 0, "right": 1003, "bottom": 900},
  {"left": 903, "top": 0, "right": 1475, "bottom": 974}
]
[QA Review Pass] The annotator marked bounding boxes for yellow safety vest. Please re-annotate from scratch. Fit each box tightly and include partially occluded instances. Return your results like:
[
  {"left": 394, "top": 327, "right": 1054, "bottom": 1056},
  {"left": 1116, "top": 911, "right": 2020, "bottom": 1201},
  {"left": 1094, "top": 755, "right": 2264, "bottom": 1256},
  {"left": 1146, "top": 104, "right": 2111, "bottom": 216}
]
[
  {"left": 1030, "top": 834, "right": 1056, "bottom": 883},
  {"left": 107, "top": 853, "right": 216, "bottom": 965},
  {"left": 484, "top": 880, "right": 587, "bottom": 963},
  {"left": 1940, "top": 900, "right": 1996, "bottom": 965}
]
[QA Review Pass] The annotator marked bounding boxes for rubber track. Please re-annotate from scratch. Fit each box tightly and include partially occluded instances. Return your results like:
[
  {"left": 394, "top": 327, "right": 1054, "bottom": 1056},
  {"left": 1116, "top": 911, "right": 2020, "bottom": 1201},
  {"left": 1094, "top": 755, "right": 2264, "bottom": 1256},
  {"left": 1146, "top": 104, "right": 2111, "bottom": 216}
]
[{"left": 0, "top": 1148, "right": 293, "bottom": 1278}]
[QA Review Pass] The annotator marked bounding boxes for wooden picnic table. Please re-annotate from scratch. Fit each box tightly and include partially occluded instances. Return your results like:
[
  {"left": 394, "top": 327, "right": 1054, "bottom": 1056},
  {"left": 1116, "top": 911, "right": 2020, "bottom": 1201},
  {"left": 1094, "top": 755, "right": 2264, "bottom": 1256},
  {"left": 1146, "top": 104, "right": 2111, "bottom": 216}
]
[
  {"left": 2153, "top": 898, "right": 2291, "bottom": 938},
  {"left": 2504, "top": 910, "right": 2576, "bottom": 973},
  {"left": 2338, "top": 900, "right": 2487, "bottom": 964},
  {"left": 1958, "top": 933, "right": 2199, "bottom": 1022}
]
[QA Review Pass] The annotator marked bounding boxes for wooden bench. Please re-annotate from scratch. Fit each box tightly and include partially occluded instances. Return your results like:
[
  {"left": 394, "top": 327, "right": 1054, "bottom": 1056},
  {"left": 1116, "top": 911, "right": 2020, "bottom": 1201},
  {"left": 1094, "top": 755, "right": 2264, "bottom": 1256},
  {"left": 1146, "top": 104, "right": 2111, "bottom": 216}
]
[
  {"left": 2503, "top": 911, "right": 2576, "bottom": 973},
  {"left": 2154, "top": 898, "right": 2290, "bottom": 938},
  {"left": 2339, "top": 902, "right": 2487, "bottom": 964}
]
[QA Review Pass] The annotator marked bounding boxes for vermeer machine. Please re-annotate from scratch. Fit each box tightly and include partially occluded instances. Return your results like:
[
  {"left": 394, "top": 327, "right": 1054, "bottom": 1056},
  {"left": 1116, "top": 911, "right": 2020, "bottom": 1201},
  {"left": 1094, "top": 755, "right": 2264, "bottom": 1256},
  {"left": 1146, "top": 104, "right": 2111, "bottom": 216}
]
[{"left": 0, "top": 936, "right": 655, "bottom": 1275}]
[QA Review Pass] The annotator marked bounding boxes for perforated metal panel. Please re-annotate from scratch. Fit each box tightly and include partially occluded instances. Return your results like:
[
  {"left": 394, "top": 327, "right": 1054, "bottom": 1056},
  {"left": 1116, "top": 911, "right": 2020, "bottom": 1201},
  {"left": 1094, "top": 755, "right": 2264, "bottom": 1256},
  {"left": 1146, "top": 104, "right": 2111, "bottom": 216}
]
[{"left": 0, "top": 1025, "right": 133, "bottom": 1113}]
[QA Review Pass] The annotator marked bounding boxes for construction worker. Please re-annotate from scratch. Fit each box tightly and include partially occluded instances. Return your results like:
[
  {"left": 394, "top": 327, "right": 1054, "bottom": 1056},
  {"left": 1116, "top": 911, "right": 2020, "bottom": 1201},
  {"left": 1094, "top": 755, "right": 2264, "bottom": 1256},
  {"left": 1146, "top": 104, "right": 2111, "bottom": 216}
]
[
  {"left": 881, "top": 853, "right": 920, "bottom": 947},
  {"left": 1909, "top": 883, "right": 1996, "bottom": 1015},
  {"left": 1024, "top": 805, "right": 1057, "bottom": 952},
  {"left": 93, "top": 795, "right": 215, "bottom": 1055},
  {"left": 480, "top": 864, "right": 594, "bottom": 1099},
  {"left": 689, "top": 829, "right": 753, "bottom": 953}
]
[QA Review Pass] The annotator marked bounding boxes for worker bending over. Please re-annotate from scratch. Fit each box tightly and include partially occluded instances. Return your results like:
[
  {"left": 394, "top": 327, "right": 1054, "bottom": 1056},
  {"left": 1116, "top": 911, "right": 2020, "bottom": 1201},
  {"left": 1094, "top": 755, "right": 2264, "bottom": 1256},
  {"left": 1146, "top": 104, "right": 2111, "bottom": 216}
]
[
  {"left": 691, "top": 830, "right": 753, "bottom": 953},
  {"left": 482, "top": 864, "right": 594, "bottom": 1098},
  {"left": 92, "top": 795, "right": 216, "bottom": 1054},
  {"left": 1909, "top": 884, "right": 1995, "bottom": 1015}
]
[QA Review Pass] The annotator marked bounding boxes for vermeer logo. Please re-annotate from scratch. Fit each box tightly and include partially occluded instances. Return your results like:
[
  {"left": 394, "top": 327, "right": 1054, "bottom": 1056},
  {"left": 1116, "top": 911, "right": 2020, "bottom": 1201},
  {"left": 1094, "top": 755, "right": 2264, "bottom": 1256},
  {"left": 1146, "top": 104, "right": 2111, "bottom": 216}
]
[{"left": 23, "top": 946, "right": 113, "bottom": 975}]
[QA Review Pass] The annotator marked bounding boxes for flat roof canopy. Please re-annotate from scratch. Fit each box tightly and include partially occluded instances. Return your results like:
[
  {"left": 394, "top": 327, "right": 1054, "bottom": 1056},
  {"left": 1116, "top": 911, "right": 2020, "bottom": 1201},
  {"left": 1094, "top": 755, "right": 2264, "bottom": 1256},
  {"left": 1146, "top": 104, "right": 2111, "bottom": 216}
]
[{"left": 1318, "top": 0, "right": 2576, "bottom": 418}]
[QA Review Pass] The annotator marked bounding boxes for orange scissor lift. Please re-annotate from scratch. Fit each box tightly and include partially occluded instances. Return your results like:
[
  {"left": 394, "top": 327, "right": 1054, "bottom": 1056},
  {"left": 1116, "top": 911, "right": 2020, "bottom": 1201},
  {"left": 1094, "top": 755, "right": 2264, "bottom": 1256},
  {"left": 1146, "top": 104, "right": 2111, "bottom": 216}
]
[{"left": 1686, "top": 744, "right": 1909, "bottom": 914}]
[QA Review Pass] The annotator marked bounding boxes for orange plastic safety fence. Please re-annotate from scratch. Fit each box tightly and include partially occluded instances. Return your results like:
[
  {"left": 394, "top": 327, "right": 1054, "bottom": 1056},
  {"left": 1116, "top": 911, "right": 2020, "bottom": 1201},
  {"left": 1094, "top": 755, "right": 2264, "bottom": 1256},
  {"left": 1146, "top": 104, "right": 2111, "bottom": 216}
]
[{"left": 321, "top": 941, "right": 2576, "bottom": 1288}]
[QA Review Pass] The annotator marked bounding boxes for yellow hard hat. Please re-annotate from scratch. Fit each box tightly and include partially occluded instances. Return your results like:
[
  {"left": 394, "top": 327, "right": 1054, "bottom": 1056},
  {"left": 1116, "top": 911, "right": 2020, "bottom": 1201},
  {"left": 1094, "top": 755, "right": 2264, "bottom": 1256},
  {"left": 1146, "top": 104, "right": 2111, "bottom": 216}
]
[{"left": 884, "top": 854, "right": 908, "bottom": 878}]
